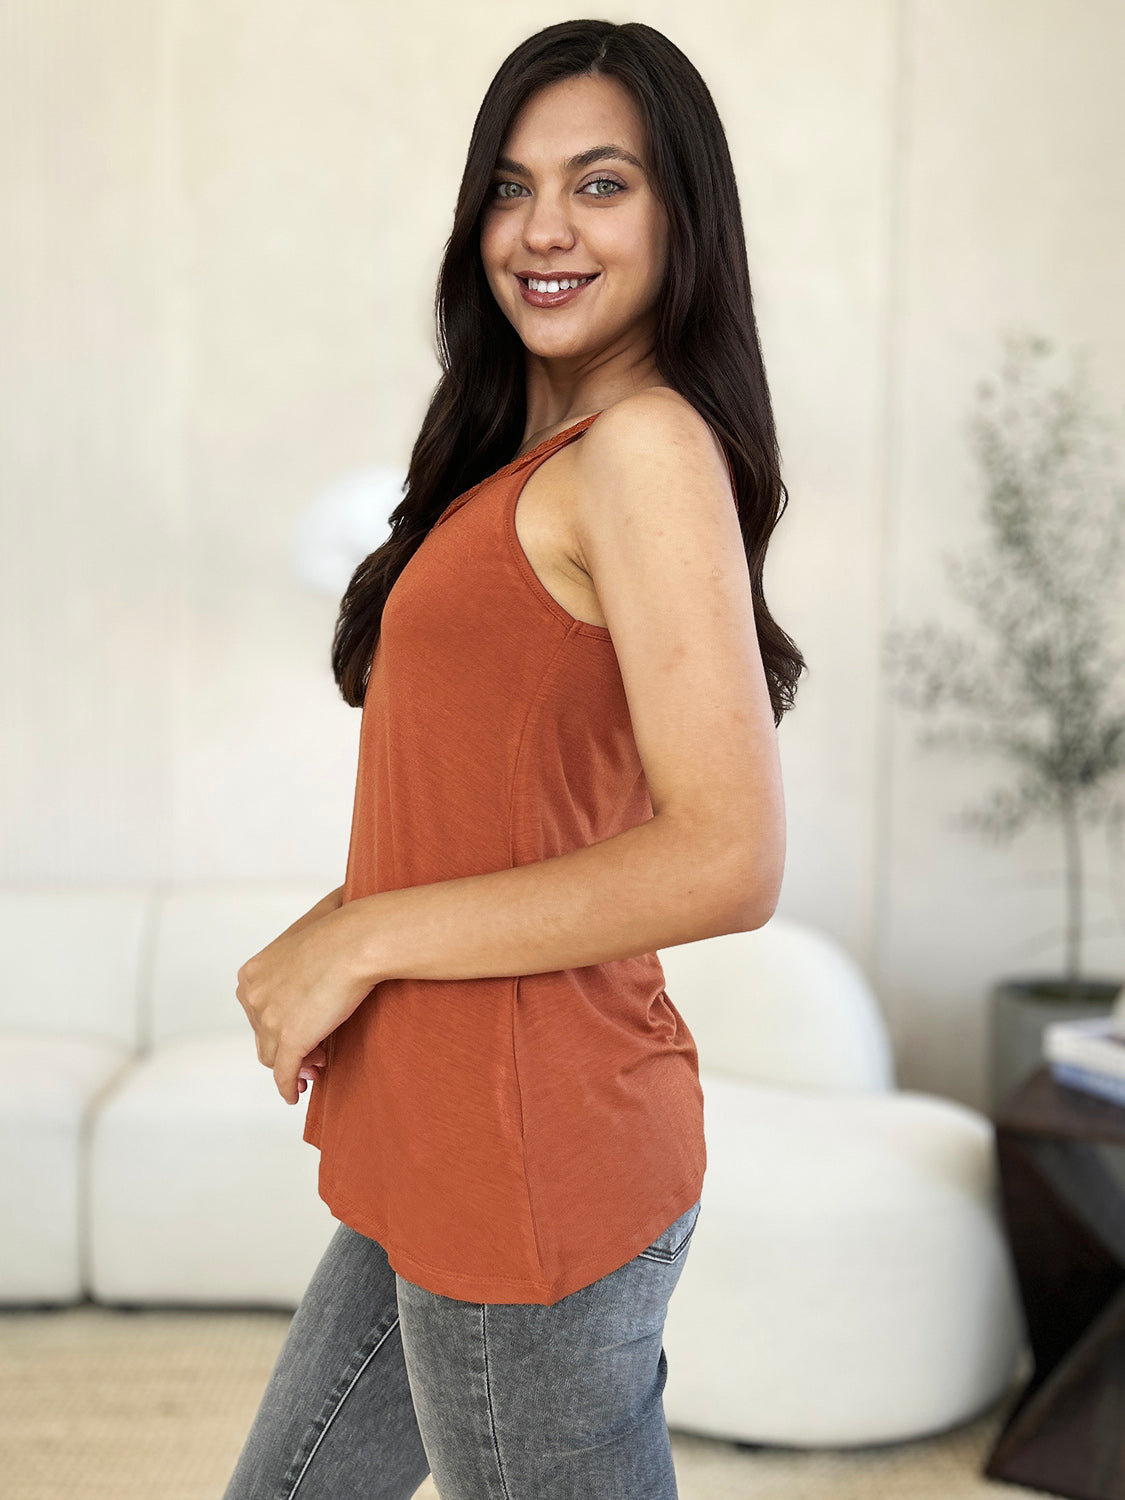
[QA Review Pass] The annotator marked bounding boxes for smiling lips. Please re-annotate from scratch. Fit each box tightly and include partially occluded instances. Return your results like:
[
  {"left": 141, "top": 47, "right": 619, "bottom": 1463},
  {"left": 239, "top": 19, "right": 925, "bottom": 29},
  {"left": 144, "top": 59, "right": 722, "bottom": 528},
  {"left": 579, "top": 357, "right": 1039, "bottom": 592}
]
[{"left": 516, "top": 272, "right": 600, "bottom": 308}]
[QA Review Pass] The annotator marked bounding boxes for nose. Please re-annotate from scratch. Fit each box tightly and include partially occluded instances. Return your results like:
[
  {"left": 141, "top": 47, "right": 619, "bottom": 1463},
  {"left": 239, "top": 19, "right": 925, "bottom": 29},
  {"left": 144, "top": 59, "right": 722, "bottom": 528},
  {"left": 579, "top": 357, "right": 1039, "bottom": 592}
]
[{"left": 521, "top": 191, "right": 578, "bottom": 256}]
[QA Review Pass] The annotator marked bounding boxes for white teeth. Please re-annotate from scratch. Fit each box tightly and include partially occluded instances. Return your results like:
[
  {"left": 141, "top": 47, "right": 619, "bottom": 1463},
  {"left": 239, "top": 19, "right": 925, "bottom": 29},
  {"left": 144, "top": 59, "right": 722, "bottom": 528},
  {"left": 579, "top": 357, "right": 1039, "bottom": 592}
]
[{"left": 526, "top": 275, "right": 592, "bottom": 293}]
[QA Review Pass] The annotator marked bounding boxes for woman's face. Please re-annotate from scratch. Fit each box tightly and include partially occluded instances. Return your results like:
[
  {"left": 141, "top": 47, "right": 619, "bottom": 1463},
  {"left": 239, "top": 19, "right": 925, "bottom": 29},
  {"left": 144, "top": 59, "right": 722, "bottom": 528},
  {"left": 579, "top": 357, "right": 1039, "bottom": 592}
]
[{"left": 479, "top": 73, "right": 669, "bottom": 368}]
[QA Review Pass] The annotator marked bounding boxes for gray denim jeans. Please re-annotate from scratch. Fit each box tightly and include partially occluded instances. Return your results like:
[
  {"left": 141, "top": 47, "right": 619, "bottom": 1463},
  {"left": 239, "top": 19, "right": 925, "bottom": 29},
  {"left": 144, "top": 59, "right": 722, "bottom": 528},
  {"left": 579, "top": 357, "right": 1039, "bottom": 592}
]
[{"left": 221, "top": 1197, "right": 702, "bottom": 1500}]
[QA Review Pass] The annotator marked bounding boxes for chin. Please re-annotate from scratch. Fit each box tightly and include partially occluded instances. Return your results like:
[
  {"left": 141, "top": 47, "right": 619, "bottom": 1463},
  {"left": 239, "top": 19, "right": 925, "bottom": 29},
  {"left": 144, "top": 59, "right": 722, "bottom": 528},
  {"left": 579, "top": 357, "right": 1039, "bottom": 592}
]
[{"left": 521, "top": 329, "right": 598, "bottom": 359}]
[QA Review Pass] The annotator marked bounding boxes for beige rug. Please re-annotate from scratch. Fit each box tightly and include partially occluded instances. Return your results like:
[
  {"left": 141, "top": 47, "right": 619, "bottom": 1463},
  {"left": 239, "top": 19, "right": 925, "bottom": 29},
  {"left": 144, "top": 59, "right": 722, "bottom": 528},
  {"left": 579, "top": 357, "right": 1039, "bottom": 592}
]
[{"left": 0, "top": 1304, "right": 1040, "bottom": 1499}]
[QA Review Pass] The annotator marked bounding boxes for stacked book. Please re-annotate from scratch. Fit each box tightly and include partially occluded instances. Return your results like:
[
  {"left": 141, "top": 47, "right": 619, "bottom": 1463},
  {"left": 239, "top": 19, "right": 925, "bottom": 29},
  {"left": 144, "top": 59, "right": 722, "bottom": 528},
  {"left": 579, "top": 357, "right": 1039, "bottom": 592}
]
[{"left": 1044, "top": 1007, "right": 1125, "bottom": 1107}]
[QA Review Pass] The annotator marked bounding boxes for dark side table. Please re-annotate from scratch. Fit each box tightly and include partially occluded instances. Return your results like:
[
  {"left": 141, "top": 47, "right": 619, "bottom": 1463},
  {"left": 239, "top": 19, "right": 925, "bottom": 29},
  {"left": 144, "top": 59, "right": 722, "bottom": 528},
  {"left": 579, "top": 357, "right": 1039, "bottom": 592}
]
[{"left": 984, "top": 1063, "right": 1125, "bottom": 1499}]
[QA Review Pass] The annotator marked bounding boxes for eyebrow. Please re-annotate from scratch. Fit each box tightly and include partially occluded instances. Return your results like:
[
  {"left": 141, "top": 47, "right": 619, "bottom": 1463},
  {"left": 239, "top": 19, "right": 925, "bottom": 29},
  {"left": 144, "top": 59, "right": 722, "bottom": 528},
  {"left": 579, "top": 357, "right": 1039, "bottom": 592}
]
[{"left": 492, "top": 144, "right": 646, "bottom": 177}]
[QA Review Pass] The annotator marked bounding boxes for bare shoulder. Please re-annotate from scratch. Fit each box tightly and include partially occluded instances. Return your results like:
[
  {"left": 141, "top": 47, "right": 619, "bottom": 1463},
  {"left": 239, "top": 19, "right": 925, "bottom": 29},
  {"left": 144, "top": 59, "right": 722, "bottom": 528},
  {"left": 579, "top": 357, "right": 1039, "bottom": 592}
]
[
  {"left": 577, "top": 388, "right": 732, "bottom": 497},
  {"left": 567, "top": 388, "right": 742, "bottom": 589}
]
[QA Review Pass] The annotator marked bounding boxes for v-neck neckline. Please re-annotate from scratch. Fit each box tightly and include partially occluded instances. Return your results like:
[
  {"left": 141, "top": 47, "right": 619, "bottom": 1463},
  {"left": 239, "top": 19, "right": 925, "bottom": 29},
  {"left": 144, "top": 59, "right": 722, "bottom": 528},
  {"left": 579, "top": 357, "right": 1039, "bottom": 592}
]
[{"left": 434, "top": 410, "right": 603, "bottom": 529}]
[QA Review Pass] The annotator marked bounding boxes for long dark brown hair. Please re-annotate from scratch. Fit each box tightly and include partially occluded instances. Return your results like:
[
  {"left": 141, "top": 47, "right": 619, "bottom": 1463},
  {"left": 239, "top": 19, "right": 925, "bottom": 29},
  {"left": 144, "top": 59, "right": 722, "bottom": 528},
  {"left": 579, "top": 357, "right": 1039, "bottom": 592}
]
[{"left": 332, "top": 19, "right": 806, "bottom": 724}]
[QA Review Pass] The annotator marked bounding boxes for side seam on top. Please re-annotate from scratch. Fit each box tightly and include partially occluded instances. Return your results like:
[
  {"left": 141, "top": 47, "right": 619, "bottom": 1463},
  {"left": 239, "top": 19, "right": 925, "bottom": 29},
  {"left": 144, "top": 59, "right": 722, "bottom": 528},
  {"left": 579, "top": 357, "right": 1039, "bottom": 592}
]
[{"left": 502, "top": 624, "right": 579, "bottom": 1288}]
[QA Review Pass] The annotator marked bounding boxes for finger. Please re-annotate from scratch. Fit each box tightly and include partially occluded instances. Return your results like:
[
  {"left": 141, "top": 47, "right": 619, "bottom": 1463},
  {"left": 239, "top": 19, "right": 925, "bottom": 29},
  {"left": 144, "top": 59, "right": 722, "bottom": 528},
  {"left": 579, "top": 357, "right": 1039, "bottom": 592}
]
[{"left": 274, "top": 1052, "right": 302, "bottom": 1106}]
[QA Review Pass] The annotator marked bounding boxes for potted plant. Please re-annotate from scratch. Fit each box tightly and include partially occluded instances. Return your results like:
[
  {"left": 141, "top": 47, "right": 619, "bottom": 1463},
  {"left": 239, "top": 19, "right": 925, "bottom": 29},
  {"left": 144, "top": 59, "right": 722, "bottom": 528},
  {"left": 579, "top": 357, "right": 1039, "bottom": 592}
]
[{"left": 882, "top": 329, "right": 1125, "bottom": 1109}]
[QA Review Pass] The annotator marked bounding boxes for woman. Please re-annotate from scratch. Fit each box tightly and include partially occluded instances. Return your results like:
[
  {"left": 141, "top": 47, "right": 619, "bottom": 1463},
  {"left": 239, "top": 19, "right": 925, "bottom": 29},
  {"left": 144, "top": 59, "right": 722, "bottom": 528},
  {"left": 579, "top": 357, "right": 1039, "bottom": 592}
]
[{"left": 226, "top": 18, "right": 802, "bottom": 1500}]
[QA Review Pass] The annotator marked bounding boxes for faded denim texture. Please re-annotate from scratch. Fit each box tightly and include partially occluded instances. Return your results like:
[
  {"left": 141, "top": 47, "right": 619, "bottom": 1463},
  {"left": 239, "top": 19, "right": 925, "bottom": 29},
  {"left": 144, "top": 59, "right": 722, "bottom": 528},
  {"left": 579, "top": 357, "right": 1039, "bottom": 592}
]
[{"left": 222, "top": 1198, "right": 702, "bottom": 1500}]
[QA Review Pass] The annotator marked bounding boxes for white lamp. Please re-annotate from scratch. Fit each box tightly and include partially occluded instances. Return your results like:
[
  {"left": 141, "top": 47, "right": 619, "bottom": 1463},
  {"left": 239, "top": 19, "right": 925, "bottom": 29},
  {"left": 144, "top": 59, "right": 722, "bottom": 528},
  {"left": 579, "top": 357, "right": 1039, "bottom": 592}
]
[{"left": 289, "top": 464, "right": 407, "bottom": 595}]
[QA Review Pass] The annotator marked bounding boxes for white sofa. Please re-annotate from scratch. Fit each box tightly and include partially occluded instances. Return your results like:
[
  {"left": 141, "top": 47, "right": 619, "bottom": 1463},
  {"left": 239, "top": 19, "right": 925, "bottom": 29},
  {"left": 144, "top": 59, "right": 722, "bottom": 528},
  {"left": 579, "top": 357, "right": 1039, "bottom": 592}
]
[
  {"left": 0, "top": 883, "right": 336, "bottom": 1308},
  {"left": 657, "top": 924, "right": 1027, "bottom": 1447},
  {"left": 0, "top": 884, "right": 1027, "bottom": 1448}
]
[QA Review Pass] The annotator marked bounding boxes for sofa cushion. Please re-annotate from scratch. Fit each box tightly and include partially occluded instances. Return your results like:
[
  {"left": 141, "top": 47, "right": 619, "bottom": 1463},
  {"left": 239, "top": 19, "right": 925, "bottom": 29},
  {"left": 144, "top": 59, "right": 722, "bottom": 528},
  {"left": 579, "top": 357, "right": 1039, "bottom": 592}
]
[{"left": 0, "top": 1033, "right": 134, "bottom": 1302}]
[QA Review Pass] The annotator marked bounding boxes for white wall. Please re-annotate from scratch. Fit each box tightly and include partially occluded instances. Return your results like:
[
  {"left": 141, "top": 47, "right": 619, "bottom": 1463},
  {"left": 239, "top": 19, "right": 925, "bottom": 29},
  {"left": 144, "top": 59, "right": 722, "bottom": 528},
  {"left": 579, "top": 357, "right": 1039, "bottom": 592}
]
[{"left": 3, "top": 0, "right": 1123, "bottom": 1111}]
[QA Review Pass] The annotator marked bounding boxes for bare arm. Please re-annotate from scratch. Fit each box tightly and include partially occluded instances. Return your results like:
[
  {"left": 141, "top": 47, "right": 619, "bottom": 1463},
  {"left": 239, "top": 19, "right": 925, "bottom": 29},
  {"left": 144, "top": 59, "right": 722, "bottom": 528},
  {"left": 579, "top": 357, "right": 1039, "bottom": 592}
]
[
  {"left": 333, "top": 816, "right": 760, "bottom": 990},
  {"left": 277, "top": 885, "right": 345, "bottom": 942}
]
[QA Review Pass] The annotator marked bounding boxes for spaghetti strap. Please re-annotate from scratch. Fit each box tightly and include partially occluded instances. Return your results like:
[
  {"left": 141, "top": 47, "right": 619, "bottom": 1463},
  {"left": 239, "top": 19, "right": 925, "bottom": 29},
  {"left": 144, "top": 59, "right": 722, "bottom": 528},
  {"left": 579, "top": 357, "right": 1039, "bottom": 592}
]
[{"left": 435, "top": 410, "right": 603, "bottom": 529}]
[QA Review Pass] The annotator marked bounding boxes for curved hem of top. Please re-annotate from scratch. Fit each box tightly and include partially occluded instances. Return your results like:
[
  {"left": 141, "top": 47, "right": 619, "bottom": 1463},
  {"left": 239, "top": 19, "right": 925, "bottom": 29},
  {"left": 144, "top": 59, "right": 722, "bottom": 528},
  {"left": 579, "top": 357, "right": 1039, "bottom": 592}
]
[{"left": 318, "top": 1172, "right": 705, "bottom": 1306}]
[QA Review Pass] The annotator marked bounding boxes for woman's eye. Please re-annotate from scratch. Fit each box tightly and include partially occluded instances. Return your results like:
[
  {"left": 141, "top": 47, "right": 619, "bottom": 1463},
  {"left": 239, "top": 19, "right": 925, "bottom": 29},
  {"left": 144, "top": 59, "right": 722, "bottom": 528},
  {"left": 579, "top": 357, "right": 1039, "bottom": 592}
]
[
  {"left": 581, "top": 177, "right": 624, "bottom": 197},
  {"left": 492, "top": 181, "right": 524, "bottom": 200}
]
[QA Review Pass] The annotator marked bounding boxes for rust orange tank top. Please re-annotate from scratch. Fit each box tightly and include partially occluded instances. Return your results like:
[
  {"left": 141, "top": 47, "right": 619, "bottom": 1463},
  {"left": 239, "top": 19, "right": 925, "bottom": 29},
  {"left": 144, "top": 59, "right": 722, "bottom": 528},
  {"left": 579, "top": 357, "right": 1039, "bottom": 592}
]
[{"left": 302, "top": 409, "right": 707, "bottom": 1305}]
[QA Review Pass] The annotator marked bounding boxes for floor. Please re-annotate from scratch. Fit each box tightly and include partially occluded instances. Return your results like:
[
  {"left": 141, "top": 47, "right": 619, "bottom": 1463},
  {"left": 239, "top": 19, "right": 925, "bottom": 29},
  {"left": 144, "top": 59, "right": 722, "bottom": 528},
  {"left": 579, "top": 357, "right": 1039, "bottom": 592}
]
[{"left": 0, "top": 1302, "right": 1044, "bottom": 1499}]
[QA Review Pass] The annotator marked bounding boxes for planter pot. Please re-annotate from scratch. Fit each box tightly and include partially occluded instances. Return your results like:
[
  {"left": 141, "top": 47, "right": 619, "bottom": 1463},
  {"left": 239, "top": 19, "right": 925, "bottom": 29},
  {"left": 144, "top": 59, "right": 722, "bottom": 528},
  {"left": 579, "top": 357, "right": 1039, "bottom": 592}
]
[{"left": 989, "top": 975, "right": 1125, "bottom": 1112}]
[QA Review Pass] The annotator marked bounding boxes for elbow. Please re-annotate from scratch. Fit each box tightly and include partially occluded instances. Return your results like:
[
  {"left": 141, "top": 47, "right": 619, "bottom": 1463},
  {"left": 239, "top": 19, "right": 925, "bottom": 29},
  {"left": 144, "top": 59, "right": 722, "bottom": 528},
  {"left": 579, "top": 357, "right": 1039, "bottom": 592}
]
[
  {"left": 670, "top": 813, "right": 783, "bottom": 937},
  {"left": 732, "top": 892, "right": 778, "bottom": 933},
  {"left": 710, "top": 865, "right": 780, "bottom": 935},
  {"left": 714, "top": 844, "right": 784, "bottom": 934}
]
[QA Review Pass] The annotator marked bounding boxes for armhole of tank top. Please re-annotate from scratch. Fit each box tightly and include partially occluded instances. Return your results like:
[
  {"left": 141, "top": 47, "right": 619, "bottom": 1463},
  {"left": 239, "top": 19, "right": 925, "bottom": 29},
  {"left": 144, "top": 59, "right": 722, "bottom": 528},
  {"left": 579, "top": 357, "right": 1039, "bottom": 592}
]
[
  {"left": 504, "top": 409, "right": 734, "bottom": 642},
  {"left": 504, "top": 435, "right": 615, "bottom": 643}
]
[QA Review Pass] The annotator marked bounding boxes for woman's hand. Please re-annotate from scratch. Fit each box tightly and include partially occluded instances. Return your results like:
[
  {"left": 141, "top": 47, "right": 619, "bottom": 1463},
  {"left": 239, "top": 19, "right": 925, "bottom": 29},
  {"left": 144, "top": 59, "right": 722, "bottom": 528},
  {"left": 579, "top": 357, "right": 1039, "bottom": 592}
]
[{"left": 235, "top": 899, "right": 375, "bottom": 1106}]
